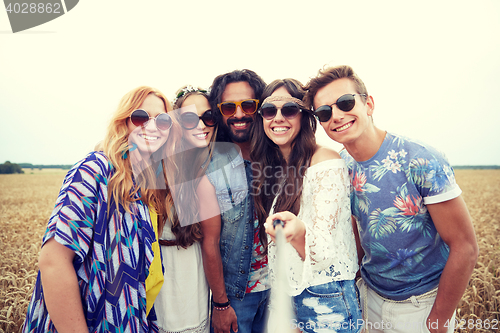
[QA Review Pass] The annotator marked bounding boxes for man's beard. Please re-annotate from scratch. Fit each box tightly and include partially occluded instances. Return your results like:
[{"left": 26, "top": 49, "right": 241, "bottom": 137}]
[{"left": 221, "top": 117, "right": 254, "bottom": 143}]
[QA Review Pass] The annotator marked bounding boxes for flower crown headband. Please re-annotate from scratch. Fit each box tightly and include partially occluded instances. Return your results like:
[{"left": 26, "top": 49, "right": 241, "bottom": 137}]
[{"left": 172, "top": 85, "right": 211, "bottom": 106}]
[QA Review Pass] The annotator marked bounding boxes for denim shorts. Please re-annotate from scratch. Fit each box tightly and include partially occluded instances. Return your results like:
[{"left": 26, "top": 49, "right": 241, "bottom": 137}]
[{"left": 292, "top": 280, "right": 362, "bottom": 333}]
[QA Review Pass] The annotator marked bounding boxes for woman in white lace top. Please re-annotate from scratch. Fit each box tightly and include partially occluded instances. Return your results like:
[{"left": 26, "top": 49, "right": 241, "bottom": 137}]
[{"left": 250, "top": 79, "right": 362, "bottom": 333}]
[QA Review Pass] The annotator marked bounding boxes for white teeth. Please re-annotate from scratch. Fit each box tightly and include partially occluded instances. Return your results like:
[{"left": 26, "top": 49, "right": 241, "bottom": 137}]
[
  {"left": 335, "top": 122, "right": 352, "bottom": 132},
  {"left": 139, "top": 134, "right": 159, "bottom": 141},
  {"left": 233, "top": 122, "right": 247, "bottom": 128},
  {"left": 194, "top": 133, "right": 208, "bottom": 139},
  {"left": 272, "top": 127, "right": 288, "bottom": 132}
]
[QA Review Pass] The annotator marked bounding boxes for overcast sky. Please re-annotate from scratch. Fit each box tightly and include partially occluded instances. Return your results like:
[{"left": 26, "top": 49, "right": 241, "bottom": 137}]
[{"left": 1, "top": 0, "right": 499, "bottom": 166}]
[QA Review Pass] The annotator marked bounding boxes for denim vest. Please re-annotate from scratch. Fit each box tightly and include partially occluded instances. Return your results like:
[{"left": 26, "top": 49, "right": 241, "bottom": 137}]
[{"left": 205, "top": 143, "right": 254, "bottom": 300}]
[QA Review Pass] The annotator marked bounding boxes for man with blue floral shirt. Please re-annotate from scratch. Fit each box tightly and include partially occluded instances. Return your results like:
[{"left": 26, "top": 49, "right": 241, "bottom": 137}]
[{"left": 304, "top": 65, "right": 478, "bottom": 333}]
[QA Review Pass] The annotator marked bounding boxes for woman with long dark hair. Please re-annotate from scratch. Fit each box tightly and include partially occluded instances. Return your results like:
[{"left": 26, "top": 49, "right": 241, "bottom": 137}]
[
  {"left": 154, "top": 85, "right": 217, "bottom": 333},
  {"left": 250, "top": 79, "right": 362, "bottom": 332}
]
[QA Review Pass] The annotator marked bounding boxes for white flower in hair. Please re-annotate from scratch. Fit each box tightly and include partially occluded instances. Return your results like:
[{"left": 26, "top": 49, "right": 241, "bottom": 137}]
[{"left": 172, "top": 85, "right": 209, "bottom": 105}]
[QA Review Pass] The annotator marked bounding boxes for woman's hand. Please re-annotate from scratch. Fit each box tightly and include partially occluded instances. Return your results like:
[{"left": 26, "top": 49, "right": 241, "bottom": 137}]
[{"left": 265, "top": 211, "right": 306, "bottom": 259}]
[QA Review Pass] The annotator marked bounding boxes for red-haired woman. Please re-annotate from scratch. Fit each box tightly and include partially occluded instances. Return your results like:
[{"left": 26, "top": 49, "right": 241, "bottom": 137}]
[{"left": 23, "top": 86, "right": 179, "bottom": 333}]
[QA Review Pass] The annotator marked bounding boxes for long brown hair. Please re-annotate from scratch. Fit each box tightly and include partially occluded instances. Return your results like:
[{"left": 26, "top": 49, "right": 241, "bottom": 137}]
[
  {"left": 208, "top": 69, "right": 266, "bottom": 142},
  {"left": 250, "top": 79, "right": 317, "bottom": 250},
  {"left": 167, "top": 86, "right": 218, "bottom": 248}
]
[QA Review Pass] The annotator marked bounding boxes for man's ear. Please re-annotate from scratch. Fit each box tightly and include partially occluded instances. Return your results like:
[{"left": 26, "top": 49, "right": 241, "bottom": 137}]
[{"left": 366, "top": 95, "right": 375, "bottom": 116}]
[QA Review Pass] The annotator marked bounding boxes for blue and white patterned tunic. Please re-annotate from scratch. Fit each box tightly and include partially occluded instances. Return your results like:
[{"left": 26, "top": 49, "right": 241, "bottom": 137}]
[{"left": 23, "top": 151, "right": 159, "bottom": 333}]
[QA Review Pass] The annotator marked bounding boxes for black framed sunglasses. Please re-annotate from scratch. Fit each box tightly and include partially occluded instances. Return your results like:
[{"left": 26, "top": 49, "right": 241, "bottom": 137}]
[
  {"left": 217, "top": 99, "right": 259, "bottom": 117},
  {"left": 259, "top": 102, "right": 302, "bottom": 120},
  {"left": 314, "top": 94, "right": 367, "bottom": 122},
  {"left": 129, "top": 109, "right": 173, "bottom": 131},
  {"left": 180, "top": 110, "right": 217, "bottom": 130}
]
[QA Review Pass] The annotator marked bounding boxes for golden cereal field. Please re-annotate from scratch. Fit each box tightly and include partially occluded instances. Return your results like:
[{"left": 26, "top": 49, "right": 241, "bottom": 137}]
[{"left": 1, "top": 169, "right": 499, "bottom": 333}]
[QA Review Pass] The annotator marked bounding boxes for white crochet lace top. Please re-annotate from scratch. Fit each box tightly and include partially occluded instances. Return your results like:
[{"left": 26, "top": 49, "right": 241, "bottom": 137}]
[{"left": 268, "top": 159, "right": 358, "bottom": 296}]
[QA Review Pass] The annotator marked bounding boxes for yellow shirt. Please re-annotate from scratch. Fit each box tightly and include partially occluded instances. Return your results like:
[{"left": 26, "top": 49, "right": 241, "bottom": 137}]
[{"left": 145, "top": 208, "right": 164, "bottom": 315}]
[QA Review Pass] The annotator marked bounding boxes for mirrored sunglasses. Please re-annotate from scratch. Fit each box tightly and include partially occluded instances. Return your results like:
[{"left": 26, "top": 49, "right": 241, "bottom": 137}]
[
  {"left": 129, "top": 109, "right": 173, "bottom": 131},
  {"left": 314, "top": 94, "right": 367, "bottom": 122}
]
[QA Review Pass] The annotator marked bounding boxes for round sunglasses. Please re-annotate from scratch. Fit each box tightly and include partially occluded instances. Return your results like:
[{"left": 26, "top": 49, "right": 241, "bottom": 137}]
[
  {"left": 314, "top": 94, "right": 367, "bottom": 122},
  {"left": 259, "top": 102, "right": 302, "bottom": 120},
  {"left": 217, "top": 99, "right": 259, "bottom": 117},
  {"left": 129, "top": 109, "right": 173, "bottom": 131},
  {"left": 180, "top": 110, "right": 217, "bottom": 130}
]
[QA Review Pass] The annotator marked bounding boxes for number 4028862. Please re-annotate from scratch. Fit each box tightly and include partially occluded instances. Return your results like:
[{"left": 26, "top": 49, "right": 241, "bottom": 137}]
[
  {"left": 450, "top": 318, "right": 499, "bottom": 330},
  {"left": 5, "top": 3, "right": 62, "bottom": 14}
]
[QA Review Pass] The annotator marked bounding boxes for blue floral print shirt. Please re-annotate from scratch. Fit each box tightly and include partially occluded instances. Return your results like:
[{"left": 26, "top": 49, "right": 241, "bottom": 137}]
[{"left": 340, "top": 132, "right": 462, "bottom": 300}]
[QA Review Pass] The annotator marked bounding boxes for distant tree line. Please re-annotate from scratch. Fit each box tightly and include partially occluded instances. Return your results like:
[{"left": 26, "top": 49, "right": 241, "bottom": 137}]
[
  {"left": 0, "top": 162, "right": 73, "bottom": 174},
  {"left": 453, "top": 165, "right": 500, "bottom": 169},
  {"left": 0, "top": 161, "right": 24, "bottom": 174},
  {"left": 1, "top": 161, "right": 498, "bottom": 174},
  {"left": 18, "top": 163, "right": 72, "bottom": 170}
]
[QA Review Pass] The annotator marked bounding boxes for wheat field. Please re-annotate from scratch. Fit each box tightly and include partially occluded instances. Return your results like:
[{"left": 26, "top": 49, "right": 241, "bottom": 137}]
[{"left": 1, "top": 169, "right": 499, "bottom": 332}]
